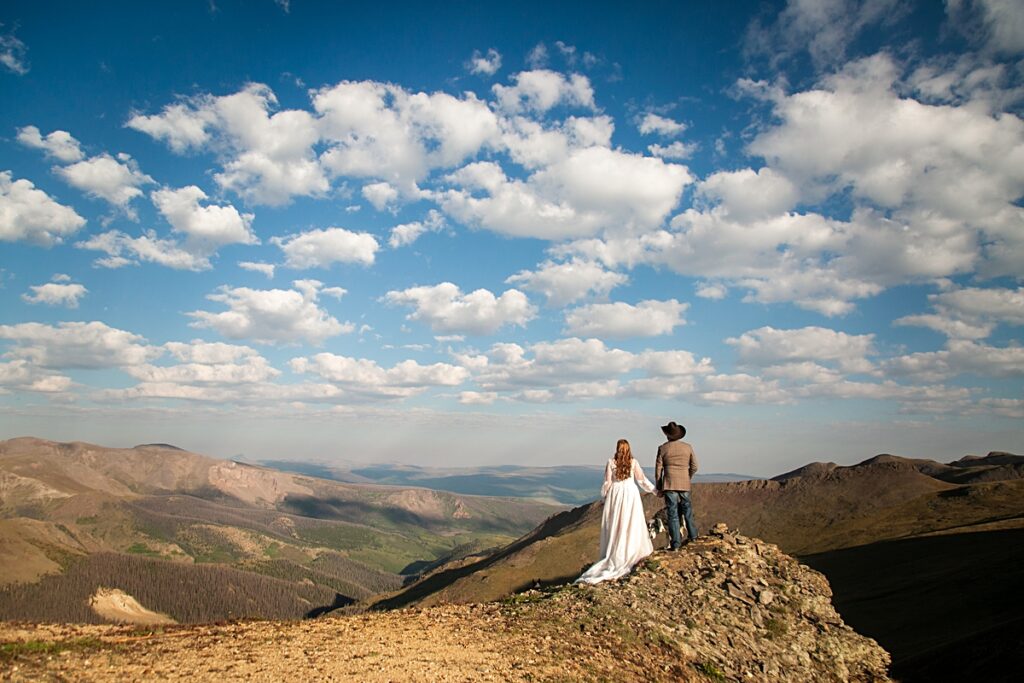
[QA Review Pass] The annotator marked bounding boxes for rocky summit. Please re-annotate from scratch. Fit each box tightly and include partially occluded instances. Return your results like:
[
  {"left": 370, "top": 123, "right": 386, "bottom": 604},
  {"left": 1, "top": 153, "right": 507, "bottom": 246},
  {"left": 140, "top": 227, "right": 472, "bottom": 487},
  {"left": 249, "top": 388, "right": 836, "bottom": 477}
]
[{"left": 0, "top": 525, "right": 890, "bottom": 681}]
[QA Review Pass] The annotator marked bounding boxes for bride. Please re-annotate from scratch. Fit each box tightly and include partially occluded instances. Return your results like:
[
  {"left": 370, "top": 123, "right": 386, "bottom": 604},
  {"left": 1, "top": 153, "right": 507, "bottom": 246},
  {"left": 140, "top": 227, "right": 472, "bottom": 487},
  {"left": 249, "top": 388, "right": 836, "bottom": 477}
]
[{"left": 576, "top": 439, "right": 657, "bottom": 584}]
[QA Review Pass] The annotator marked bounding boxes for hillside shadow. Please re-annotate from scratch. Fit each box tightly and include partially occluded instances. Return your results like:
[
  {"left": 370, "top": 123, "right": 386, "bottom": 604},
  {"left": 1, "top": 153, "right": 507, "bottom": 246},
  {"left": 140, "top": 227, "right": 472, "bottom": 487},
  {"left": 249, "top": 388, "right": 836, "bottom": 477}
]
[
  {"left": 304, "top": 593, "right": 355, "bottom": 619},
  {"left": 282, "top": 495, "right": 425, "bottom": 527},
  {"left": 802, "top": 527, "right": 1024, "bottom": 683},
  {"left": 280, "top": 494, "right": 529, "bottom": 535}
]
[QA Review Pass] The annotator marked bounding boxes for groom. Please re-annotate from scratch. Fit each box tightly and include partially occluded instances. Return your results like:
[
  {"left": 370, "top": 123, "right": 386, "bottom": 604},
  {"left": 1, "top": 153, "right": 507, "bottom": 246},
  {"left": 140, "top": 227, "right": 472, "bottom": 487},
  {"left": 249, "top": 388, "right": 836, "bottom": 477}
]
[{"left": 655, "top": 421, "right": 699, "bottom": 550}]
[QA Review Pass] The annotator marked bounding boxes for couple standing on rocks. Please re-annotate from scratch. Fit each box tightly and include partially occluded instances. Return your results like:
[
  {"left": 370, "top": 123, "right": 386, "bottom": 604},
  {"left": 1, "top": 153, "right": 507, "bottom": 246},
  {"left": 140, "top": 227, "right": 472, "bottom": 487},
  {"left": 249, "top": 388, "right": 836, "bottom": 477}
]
[{"left": 576, "top": 421, "right": 699, "bottom": 585}]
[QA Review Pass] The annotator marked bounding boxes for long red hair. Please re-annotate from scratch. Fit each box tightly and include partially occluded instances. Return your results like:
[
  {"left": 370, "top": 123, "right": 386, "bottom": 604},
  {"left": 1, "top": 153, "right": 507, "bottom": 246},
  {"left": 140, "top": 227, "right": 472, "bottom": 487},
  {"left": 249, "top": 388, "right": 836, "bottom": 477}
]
[{"left": 614, "top": 439, "right": 632, "bottom": 481}]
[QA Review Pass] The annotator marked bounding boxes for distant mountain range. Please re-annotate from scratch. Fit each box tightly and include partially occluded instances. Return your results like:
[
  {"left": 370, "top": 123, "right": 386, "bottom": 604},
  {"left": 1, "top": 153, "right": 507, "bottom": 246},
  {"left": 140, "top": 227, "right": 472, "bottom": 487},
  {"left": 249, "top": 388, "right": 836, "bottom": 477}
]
[{"left": 257, "top": 459, "right": 756, "bottom": 505}]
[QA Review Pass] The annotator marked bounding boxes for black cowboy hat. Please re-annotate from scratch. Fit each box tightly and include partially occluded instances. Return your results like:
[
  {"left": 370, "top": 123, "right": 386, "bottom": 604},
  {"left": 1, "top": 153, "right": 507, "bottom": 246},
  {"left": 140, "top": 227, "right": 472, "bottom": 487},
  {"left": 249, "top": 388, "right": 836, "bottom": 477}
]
[{"left": 661, "top": 421, "right": 686, "bottom": 441}]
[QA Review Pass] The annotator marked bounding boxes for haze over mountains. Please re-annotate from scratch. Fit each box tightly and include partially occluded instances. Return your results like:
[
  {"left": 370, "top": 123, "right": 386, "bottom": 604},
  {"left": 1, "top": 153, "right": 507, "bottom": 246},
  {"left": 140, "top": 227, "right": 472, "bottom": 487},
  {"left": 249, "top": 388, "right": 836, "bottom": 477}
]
[{"left": 257, "top": 459, "right": 755, "bottom": 505}]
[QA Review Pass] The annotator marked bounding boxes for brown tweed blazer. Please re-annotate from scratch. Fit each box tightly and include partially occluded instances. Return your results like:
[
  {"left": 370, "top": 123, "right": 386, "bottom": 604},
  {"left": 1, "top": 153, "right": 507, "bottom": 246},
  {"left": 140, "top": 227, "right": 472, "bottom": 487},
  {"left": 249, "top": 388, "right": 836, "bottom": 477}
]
[{"left": 655, "top": 440, "right": 699, "bottom": 491}]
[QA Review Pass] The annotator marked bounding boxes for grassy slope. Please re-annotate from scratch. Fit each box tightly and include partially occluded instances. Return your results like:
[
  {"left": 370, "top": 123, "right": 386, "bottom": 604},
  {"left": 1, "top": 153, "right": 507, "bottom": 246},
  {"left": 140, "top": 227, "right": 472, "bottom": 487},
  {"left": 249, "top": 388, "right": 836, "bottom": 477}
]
[{"left": 370, "top": 494, "right": 668, "bottom": 609}]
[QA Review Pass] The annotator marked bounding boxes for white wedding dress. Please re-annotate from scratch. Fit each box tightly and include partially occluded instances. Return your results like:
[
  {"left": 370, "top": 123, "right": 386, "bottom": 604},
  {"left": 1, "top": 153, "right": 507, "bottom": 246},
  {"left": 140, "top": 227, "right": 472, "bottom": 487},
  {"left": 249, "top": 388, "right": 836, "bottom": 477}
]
[{"left": 575, "top": 457, "right": 657, "bottom": 584}]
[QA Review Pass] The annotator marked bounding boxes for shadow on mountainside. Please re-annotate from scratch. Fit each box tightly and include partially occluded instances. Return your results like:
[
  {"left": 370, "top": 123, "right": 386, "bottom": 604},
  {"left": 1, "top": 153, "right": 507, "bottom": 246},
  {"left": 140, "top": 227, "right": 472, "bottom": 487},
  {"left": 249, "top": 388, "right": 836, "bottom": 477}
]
[
  {"left": 304, "top": 592, "right": 355, "bottom": 619},
  {"left": 802, "top": 527, "right": 1024, "bottom": 683}
]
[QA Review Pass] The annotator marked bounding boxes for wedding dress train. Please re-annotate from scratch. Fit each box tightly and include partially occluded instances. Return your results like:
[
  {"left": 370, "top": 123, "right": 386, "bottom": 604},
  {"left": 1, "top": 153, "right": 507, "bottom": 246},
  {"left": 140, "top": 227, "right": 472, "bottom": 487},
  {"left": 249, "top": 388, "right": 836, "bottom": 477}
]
[{"left": 575, "top": 457, "right": 656, "bottom": 584}]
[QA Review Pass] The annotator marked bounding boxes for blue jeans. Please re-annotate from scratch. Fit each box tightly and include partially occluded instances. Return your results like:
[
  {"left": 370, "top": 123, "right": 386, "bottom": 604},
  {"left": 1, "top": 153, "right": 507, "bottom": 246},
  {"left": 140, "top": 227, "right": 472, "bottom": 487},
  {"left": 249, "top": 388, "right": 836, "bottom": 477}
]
[{"left": 663, "top": 490, "right": 697, "bottom": 548}]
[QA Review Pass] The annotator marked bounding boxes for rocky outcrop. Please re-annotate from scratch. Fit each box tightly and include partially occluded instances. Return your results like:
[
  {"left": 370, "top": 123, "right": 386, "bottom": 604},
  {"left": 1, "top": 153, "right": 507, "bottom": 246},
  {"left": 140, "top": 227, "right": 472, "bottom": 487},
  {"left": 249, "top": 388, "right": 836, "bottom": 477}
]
[
  {"left": 0, "top": 525, "right": 892, "bottom": 681},
  {"left": 499, "top": 522, "right": 891, "bottom": 682}
]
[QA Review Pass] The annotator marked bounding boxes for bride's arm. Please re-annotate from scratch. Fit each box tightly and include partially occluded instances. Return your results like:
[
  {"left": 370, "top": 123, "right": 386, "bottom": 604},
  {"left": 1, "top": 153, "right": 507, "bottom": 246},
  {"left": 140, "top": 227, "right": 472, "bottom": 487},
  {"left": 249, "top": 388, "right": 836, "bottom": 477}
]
[
  {"left": 633, "top": 459, "right": 657, "bottom": 493},
  {"left": 600, "top": 460, "right": 614, "bottom": 498}
]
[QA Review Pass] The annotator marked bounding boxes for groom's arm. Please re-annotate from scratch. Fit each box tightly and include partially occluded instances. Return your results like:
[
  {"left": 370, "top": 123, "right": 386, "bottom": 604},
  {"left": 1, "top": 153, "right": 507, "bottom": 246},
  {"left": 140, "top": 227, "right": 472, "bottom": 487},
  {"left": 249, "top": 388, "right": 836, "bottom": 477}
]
[
  {"left": 689, "top": 448, "right": 699, "bottom": 478},
  {"left": 655, "top": 447, "right": 664, "bottom": 491}
]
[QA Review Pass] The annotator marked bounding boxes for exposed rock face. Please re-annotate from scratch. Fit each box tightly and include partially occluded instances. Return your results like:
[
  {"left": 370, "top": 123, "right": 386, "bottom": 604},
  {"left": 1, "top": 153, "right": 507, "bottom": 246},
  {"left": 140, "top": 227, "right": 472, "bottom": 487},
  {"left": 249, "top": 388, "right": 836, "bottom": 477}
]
[
  {"left": 0, "top": 526, "right": 892, "bottom": 681},
  {"left": 206, "top": 461, "right": 313, "bottom": 505},
  {"left": 88, "top": 588, "right": 175, "bottom": 625},
  {"left": 0, "top": 471, "right": 72, "bottom": 506}
]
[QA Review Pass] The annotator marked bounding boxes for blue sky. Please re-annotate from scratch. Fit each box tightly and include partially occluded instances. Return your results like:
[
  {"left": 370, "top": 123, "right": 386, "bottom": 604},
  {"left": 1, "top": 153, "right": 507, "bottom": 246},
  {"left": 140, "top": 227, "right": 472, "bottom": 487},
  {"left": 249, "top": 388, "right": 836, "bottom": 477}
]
[{"left": 1, "top": 0, "right": 1022, "bottom": 476}]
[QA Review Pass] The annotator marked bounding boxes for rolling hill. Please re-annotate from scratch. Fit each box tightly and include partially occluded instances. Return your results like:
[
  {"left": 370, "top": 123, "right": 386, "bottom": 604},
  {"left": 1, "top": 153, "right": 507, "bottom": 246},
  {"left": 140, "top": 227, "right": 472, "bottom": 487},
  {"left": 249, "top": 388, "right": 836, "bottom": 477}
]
[{"left": 0, "top": 437, "right": 559, "bottom": 622}]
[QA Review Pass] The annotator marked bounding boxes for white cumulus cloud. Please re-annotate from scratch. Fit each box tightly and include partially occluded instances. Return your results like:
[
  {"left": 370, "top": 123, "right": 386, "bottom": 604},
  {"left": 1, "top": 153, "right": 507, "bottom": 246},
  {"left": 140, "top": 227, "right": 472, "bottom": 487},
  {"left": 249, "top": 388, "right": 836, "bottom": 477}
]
[
  {"left": 77, "top": 230, "right": 212, "bottom": 271},
  {"left": 505, "top": 259, "right": 627, "bottom": 307},
  {"left": 152, "top": 185, "right": 257, "bottom": 252},
  {"left": 385, "top": 282, "right": 536, "bottom": 335},
  {"left": 437, "top": 146, "right": 692, "bottom": 240},
  {"left": 17, "top": 126, "right": 84, "bottom": 162},
  {"left": 272, "top": 227, "right": 379, "bottom": 269},
  {"left": 388, "top": 210, "right": 445, "bottom": 249},
  {"left": 884, "top": 339, "right": 1024, "bottom": 381},
  {"left": 467, "top": 48, "right": 502, "bottom": 76},
  {"left": 492, "top": 69, "right": 596, "bottom": 113},
  {"left": 727, "top": 326, "right": 875, "bottom": 373},
  {"left": 638, "top": 113, "right": 686, "bottom": 136},
  {"left": 291, "top": 352, "right": 468, "bottom": 399},
  {"left": 647, "top": 141, "right": 699, "bottom": 160},
  {"left": 698, "top": 167, "right": 799, "bottom": 222},
  {"left": 187, "top": 280, "right": 352, "bottom": 345},
  {"left": 239, "top": 261, "right": 275, "bottom": 278},
  {"left": 0, "top": 171, "right": 86, "bottom": 245},
  {"left": 55, "top": 153, "right": 154, "bottom": 216},
  {"left": 0, "top": 321, "right": 160, "bottom": 368},
  {"left": 315, "top": 80, "right": 500, "bottom": 193},
  {"left": 22, "top": 279, "right": 87, "bottom": 308},
  {"left": 564, "top": 299, "right": 689, "bottom": 338},
  {"left": 895, "top": 285, "right": 1024, "bottom": 339},
  {"left": 129, "top": 83, "right": 327, "bottom": 206},
  {"left": 362, "top": 181, "right": 399, "bottom": 211}
]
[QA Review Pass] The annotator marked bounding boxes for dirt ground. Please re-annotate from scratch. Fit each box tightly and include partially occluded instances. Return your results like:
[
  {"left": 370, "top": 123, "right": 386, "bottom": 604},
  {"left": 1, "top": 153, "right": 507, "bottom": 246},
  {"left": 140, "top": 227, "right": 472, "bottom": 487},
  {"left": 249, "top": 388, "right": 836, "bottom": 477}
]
[{"left": 0, "top": 604, "right": 569, "bottom": 682}]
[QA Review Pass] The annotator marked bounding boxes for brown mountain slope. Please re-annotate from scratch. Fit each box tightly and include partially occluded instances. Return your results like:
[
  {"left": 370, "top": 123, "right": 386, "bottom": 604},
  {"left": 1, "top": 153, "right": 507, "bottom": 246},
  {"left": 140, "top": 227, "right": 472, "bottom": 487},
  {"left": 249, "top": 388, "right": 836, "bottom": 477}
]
[
  {"left": 374, "top": 452, "right": 1024, "bottom": 609},
  {"left": 0, "top": 437, "right": 559, "bottom": 619},
  {"left": 0, "top": 437, "right": 558, "bottom": 533},
  {"left": 0, "top": 528, "right": 891, "bottom": 682},
  {"left": 694, "top": 457, "right": 959, "bottom": 554},
  {"left": 370, "top": 490, "right": 620, "bottom": 609}
]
